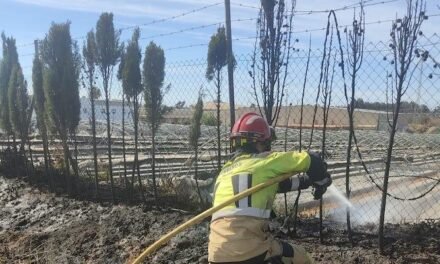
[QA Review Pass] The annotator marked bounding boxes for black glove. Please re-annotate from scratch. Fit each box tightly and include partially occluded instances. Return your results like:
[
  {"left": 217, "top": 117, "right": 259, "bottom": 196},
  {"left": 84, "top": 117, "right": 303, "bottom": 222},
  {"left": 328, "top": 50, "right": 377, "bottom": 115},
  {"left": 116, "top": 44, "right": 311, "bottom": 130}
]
[
  {"left": 312, "top": 172, "right": 332, "bottom": 200},
  {"left": 277, "top": 175, "right": 310, "bottom": 192},
  {"left": 307, "top": 152, "right": 332, "bottom": 199},
  {"left": 307, "top": 152, "right": 328, "bottom": 182},
  {"left": 298, "top": 175, "right": 311, "bottom": 190}
]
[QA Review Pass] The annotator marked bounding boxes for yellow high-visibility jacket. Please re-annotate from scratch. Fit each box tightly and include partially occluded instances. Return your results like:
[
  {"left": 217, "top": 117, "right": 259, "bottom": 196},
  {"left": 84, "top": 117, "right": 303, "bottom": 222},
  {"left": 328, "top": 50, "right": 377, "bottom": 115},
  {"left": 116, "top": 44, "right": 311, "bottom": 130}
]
[{"left": 211, "top": 151, "right": 311, "bottom": 220}]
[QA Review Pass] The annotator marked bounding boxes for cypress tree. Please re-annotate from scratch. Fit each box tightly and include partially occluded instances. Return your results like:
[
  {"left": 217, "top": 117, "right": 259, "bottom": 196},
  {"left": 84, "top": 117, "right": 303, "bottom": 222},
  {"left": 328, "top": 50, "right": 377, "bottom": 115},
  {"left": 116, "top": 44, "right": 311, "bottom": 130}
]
[
  {"left": 82, "top": 30, "right": 100, "bottom": 198},
  {"left": 206, "top": 27, "right": 228, "bottom": 173},
  {"left": 189, "top": 91, "right": 204, "bottom": 205},
  {"left": 95, "top": 13, "right": 122, "bottom": 203},
  {"left": 0, "top": 34, "right": 19, "bottom": 176},
  {"left": 8, "top": 64, "right": 29, "bottom": 153},
  {"left": 143, "top": 41, "right": 167, "bottom": 202},
  {"left": 116, "top": 46, "right": 129, "bottom": 195},
  {"left": 33, "top": 40, "right": 52, "bottom": 187},
  {"left": 0, "top": 33, "right": 18, "bottom": 139},
  {"left": 120, "top": 28, "right": 145, "bottom": 202},
  {"left": 41, "top": 22, "right": 81, "bottom": 195}
]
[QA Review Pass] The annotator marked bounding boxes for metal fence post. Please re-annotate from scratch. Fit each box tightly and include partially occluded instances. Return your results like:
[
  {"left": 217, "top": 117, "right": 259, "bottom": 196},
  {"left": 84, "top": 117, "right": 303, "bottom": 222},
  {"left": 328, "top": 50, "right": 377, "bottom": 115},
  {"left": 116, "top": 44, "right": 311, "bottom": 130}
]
[{"left": 224, "top": 0, "right": 235, "bottom": 129}]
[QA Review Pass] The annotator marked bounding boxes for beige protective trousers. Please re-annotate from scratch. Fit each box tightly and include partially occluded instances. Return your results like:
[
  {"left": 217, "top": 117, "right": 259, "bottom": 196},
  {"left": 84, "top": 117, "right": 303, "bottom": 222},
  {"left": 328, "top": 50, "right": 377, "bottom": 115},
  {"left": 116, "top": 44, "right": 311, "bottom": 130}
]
[
  {"left": 208, "top": 216, "right": 314, "bottom": 264},
  {"left": 267, "top": 241, "right": 314, "bottom": 264}
]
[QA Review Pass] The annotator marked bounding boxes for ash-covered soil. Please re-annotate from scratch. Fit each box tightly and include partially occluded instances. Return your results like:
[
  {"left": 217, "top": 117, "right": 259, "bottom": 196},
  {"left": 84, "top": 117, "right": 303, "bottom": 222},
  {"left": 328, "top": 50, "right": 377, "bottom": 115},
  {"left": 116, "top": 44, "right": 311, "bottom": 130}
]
[{"left": 0, "top": 176, "right": 439, "bottom": 264}]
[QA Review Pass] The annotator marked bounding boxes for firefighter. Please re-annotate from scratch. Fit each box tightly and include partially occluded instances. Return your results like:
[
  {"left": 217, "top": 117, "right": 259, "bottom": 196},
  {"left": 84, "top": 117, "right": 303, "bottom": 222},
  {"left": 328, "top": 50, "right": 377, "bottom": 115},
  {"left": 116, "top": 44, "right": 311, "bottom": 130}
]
[{"left": 208, "top": 112, "right": 332, "bottom": 264}]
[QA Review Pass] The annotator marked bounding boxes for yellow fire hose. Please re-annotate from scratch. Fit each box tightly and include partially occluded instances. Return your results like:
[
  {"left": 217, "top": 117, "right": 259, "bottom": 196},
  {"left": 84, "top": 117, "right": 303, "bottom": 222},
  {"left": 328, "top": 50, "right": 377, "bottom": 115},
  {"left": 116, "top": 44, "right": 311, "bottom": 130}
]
[{"left": 131, "top": 172, "right": 298, "bottom": 264}]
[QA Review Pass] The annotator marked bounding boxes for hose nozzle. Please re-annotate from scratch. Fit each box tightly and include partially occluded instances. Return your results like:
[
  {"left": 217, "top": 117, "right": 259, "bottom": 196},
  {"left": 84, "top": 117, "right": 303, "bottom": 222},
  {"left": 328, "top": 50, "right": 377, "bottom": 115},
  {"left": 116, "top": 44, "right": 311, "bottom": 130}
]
[{"left": 312, "top": 185, "right": 328, "bottom": 200}]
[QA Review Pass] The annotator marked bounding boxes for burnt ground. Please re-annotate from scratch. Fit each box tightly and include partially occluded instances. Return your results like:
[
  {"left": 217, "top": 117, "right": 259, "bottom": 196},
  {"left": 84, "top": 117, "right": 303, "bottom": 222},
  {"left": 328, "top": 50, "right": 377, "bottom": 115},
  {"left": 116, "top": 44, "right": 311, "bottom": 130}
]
[{"left": 0, "top": 176, "right": 439, "bottom": 264}]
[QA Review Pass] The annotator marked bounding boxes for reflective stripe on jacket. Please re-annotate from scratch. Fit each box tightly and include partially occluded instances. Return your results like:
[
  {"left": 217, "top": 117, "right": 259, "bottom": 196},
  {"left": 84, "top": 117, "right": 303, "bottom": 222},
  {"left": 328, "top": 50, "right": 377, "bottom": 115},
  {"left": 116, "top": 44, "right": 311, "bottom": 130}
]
[{"left": 211, "top": 151, "right": 311, "bottom": 220}]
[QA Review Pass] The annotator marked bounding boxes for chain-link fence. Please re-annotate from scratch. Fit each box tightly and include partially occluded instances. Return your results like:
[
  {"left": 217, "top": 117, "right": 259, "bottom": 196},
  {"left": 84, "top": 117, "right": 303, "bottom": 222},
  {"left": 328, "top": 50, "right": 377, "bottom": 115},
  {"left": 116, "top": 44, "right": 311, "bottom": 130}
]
[
  {"left": 1, "top": 33, "right": 439, "bottom": 228},
  {"left": 160, "top": 34, "right": 440, "bottom": 226}
]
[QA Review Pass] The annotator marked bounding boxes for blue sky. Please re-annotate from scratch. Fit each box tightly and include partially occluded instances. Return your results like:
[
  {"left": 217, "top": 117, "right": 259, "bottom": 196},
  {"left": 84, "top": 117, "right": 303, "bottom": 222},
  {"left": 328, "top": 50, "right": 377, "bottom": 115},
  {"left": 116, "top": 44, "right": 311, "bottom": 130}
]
[{"left": 0, "top": 0, "right": 439, "bottom": 107}]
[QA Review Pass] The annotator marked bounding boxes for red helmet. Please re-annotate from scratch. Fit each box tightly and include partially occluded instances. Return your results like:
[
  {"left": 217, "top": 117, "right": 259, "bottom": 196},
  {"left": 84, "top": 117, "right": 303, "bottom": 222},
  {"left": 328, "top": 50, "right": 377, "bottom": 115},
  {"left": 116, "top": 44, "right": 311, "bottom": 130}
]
[{"left": 231, "top": 112, "right": 271, "bottom": 143}]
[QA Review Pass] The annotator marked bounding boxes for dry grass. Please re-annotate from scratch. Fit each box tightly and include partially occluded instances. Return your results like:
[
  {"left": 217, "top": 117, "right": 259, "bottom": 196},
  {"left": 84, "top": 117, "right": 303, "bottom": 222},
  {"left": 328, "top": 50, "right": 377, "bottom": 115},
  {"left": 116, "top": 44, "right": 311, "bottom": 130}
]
[{"left": 408, "top": 116, "right": 440, "bottom": 133}]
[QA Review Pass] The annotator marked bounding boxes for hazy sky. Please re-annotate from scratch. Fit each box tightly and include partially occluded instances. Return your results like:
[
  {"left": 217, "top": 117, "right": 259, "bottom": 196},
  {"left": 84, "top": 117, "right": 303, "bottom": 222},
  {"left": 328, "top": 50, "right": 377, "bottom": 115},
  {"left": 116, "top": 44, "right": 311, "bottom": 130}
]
[{"left": 0, "top": 0, "right": 439, "bottom": 107}]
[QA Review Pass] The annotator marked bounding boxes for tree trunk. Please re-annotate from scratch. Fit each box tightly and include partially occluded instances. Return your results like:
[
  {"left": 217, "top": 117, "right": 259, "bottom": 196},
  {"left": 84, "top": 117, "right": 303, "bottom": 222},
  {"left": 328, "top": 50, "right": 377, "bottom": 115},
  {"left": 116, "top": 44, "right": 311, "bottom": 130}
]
[
  {"left": 104, "top": 73, "right": 115, "bottom": 203},
  {"left": 132, "top": 98, "right": 145, "bottom": 203},
  {"left": 41, "top": 126, "right": 52, "bottom": 190},
  {"left": 345, "top": 49, "right": 358, "bottom": 246},
  {"left": 12, "top": 135, "right": 17, "bottom": 177},
  {"left": 60, "top": 135, "right": 80, "bottom": 197},
  {"left": 379, "top": 93, "right": 402, "bottom": 253},
  {"left": 131, "top": 99, "right": 136, "bottom": 193},
  {"left": 136, "top": 155, "right": 145, "bottom": 203},
  {"left": 47, "top": 145, "right": 54, "bottom": 189},
  {"left": 90, "top": 84, "right": 99, "bottom": 199},
  {"left": 73, "top": 132, "right": 79, "bottom": 195},
  {"left": 216, "top": 71, "right": 221, "bottom": 173},
  {"left": 131, "top": 132, "right": 137, "bottom": 195},
  {"left": 194, "top": 145, "right": 203, "bottom": 205},
  {"left": 320, "top": 78, "right": 331, "bottom": 243},
  {"left": 293, "top": 43, "right": 310, "bottom": 237},
  {"left": 319, "top": 123, "right": 326, "bottom": 243},
  {"left": 21, "top": 143, "right": 29, "bottom": 179},
  {"left": 345, "top": 129, "right": 354, "bottom": 244},
  {"left": 131, "top": 100, "right": 136, "bottom": 189},
  {"left": 152, "top": 126, "right": 158, "bottom": 202},
  {"left": 20, "top": 135, "right": 26, "bottom": 158},
  {"left": 60, "top": 133, "right": 71, "bottom": 195},
  {"left": 283, "top": 105, "right": 291, "bottom": 231},
  {"left": 6, "top": 135, "right": 10, "bottom": 155},
  {"left": 27, "top": 138, "right": 34, "bottom": 178},
  {"left": 122, "top": 95, "right": 128, "bottom": 192}
]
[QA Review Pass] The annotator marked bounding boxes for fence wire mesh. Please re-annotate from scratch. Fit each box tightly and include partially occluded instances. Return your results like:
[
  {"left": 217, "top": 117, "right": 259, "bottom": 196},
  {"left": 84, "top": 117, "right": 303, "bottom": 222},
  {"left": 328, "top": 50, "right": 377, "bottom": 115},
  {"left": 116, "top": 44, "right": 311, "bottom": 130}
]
[{"left": 1, "top": 33, "right": 439, "bottom": 229}]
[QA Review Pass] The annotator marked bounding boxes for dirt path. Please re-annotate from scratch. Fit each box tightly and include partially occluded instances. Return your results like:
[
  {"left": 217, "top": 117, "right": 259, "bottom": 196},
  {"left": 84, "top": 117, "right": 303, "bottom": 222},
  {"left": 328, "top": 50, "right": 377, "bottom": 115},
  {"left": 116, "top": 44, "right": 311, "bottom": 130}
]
[{"left": 0, "top": 176, "right": 439, "bottom": 264}]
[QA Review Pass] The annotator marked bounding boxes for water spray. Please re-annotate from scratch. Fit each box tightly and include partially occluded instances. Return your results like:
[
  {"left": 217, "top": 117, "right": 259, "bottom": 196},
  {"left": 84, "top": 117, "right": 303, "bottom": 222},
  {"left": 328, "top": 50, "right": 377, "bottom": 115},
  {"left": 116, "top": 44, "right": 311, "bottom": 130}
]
[{"left": 327, "top": 184, "right": 353, "bottom": 208}]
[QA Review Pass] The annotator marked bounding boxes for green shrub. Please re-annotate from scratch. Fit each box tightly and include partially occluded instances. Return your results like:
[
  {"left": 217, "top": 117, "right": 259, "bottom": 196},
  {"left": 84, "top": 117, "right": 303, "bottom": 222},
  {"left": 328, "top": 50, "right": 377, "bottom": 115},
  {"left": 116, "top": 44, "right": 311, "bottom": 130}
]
[{"left": 201, "top": 113, "right": 219, "bottom": 126}]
